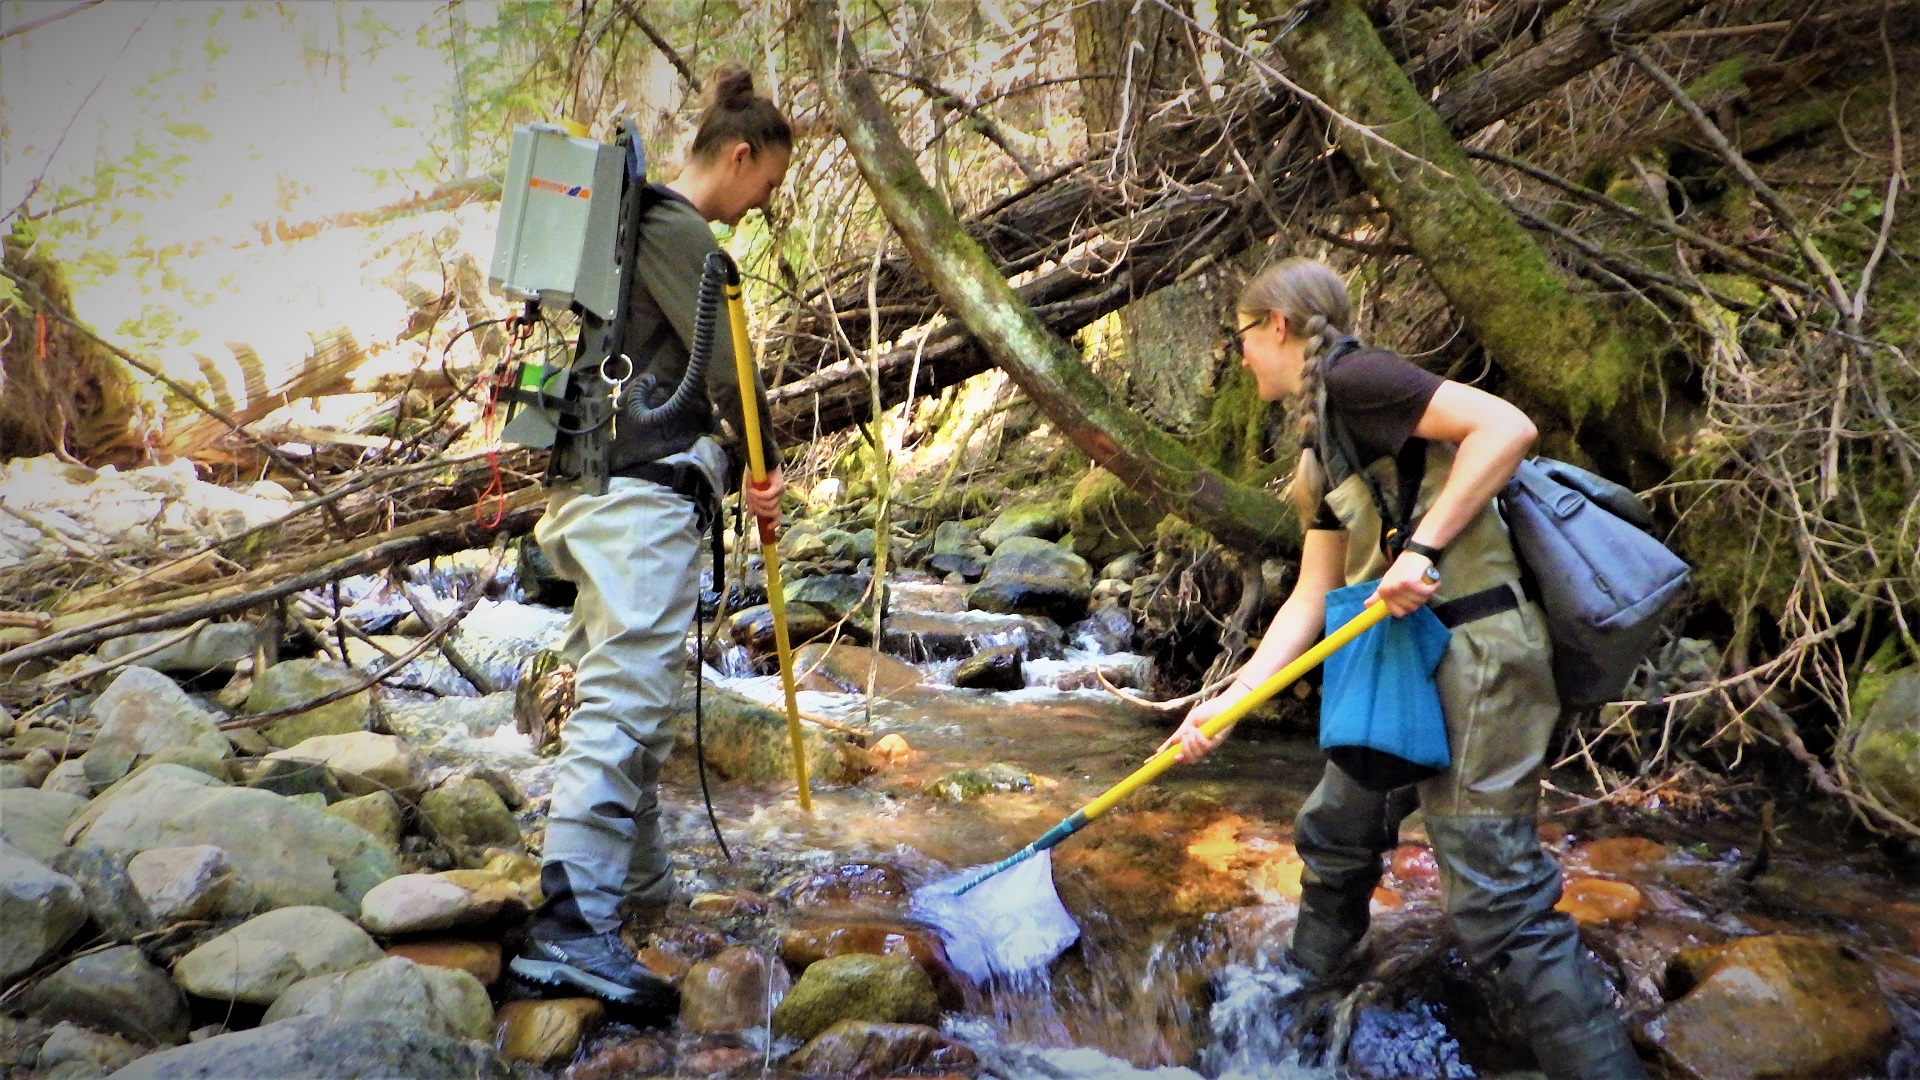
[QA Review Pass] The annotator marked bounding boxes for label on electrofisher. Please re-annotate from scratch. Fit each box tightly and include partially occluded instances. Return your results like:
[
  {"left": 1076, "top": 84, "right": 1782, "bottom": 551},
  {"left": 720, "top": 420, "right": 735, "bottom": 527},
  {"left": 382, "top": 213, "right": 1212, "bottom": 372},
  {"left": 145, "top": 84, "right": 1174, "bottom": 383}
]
[{"left": 528, "top": 177, "right": 591, "bottom": 199}]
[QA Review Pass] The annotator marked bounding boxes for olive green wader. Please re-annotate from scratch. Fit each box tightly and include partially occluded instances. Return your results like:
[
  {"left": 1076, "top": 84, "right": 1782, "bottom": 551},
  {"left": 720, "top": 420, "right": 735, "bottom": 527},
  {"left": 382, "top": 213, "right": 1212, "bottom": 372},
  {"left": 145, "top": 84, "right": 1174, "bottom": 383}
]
[{"left": 1290, "top": 442, "right": 1647, "bottom": 1080}]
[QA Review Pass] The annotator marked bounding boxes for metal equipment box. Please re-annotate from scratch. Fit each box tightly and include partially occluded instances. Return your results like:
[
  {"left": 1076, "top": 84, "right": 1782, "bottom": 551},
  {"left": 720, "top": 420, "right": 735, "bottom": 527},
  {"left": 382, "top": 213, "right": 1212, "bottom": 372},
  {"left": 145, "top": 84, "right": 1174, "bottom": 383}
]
[{"left": 488, "top": 124, "right": 622, "bottom": 318}]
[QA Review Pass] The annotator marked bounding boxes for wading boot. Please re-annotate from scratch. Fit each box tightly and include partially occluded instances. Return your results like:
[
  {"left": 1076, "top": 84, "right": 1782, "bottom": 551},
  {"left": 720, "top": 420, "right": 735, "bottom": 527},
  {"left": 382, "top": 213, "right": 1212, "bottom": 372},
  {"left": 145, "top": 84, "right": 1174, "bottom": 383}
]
[{"left": 511, "top": 925, "right": 679, "bottom": 1016}]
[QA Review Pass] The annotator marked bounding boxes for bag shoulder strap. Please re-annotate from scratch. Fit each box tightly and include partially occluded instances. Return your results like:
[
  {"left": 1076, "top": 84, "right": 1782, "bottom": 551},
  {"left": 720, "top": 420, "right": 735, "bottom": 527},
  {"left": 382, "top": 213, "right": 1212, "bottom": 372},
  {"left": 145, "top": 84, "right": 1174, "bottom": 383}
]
[{"left": 1315, "top": 338, "right": 1424, "bottom": 556}]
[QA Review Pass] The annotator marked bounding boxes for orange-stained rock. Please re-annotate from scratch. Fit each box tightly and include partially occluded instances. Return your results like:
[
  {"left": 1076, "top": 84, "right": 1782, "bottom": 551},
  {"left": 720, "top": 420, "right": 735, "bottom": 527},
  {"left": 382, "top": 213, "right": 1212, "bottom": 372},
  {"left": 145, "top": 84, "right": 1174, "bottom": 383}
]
[
  {"left": 1389, "top": 845, "right": 1438, "bottom": 887},
  {"left": 867, "top": 733, "right": 916, "bottom": 767},
  {"left": 637, "top": 943, "right": 693, "bottom": 983},
  {"left": 683, "top": 1045, "right": 758, "bottom": 1076},
  {"left": 690, "top": 890, "right": 767, "bottom": 917},
  {"left": 495, "top": 998, "right": 603, "bottom": 1066},
  {"left": 566, "top": 1038, "right": 669, "bottom": 1079},
  {"left": 1556, "top": 877, "right": 1643, "bottom": 926},
  {"left": 1643, "top": 935, "right": 1894, "bottom": 1080},
  {"left": 1246, "top": 851, "right": 1305, "bottom": 904},
  {"left": 1371, "top": 887, "right": 1404, "bottom": 911},
  {"left": 384, "top": 939, "right": 502, "bottom": 985},
  {"left": 780, "top": 921, "right": 964, "bottom": 1007},
  {"left": 784, "top": 1020, "right": 978, "bottom": 1079},
  {"left": 1567, "top": 837, "right": 1669, "bottom": 877},
  {"left": 782, "top": 862, "right": 910, "bottom": 914},
  {"left": 681, "top": 945, "right": 790, "bottom": 1033}
]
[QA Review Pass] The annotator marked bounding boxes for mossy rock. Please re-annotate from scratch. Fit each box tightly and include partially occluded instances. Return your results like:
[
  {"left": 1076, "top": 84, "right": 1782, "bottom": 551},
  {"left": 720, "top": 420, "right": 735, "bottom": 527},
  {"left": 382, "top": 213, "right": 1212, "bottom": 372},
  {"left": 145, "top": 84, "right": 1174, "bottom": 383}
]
[
  {"left": 770, "top": 953, "right": 938, "bottom": 1042},
  {"left": 246, "top": 658, "right": 371, "bottom": 748},
  {"left": 1851, "top": 667, "right": 1920, "bottom": 822},
  {"left": 418, "top": 777, "right": 521, "bottom": 853},
  {"left": 928, "top": 762, "right": 1037, "bottom": 801},
  {"left": 670, "top": 684, "right": 868, "bottom": 785},
  {"left": 980, "top": 502, "right": 1067, "bottom": 550},
  {"left": 1065, "top": 469, "right": 1164, "bottom": 566}
]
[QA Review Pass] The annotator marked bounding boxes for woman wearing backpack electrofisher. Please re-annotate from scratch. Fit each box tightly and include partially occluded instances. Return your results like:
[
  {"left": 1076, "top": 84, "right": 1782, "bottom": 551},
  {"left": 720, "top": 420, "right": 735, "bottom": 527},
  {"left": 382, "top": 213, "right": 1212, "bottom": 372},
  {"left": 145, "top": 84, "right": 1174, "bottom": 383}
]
[{"left": 1160, "top": 257, "right": 1646, "bottom": 1080}]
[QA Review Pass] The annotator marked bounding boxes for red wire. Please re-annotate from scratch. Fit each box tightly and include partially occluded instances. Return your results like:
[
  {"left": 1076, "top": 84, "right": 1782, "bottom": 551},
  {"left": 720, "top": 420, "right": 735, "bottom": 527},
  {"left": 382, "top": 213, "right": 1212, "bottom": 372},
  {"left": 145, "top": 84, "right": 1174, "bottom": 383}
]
[{"left": 475, "top": 368, "right": 506, "bottom": 528}]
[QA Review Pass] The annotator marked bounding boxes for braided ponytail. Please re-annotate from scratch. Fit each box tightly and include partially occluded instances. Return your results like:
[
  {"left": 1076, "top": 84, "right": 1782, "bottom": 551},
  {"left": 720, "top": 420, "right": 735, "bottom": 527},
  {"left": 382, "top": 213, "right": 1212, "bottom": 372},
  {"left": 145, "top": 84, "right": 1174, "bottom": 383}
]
[{"left": 1236, "top": 258, "right": 1353, "bottom": 527}]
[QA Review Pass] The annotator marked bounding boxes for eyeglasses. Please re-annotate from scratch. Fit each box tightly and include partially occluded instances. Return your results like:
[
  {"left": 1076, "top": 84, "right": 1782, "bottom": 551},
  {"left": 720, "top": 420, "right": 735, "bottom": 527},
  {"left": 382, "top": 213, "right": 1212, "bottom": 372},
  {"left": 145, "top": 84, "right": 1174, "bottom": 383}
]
[{"left": 1235, "top": 316, "right": 1265, "bottom": 340}]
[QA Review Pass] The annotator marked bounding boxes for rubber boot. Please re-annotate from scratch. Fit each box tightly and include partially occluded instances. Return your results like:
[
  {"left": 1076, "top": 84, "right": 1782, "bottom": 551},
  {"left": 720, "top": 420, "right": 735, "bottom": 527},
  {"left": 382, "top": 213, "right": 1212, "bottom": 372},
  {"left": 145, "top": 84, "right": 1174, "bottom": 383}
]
[
  {"left": 1288, "top": 766, "right": 1417, "bottom": 978},
  {"left": 1425, "top": 813, "right": 1648, "bottom": 1080}
]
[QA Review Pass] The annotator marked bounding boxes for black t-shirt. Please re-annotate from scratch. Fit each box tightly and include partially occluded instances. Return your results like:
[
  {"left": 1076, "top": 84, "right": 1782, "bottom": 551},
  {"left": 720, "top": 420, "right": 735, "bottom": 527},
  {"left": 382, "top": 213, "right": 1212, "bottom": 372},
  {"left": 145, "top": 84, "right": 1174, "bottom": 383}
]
[{"left": 1307, "top": 346, "right": 1444, "bottom": 531}]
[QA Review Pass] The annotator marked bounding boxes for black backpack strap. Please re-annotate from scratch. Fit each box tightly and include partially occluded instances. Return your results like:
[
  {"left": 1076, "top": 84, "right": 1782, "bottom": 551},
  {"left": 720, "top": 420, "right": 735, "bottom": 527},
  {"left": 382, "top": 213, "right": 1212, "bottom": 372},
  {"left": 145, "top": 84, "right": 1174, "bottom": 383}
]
[{"left": 1314, "top": 337, "right": 1427, "bottom": 560}]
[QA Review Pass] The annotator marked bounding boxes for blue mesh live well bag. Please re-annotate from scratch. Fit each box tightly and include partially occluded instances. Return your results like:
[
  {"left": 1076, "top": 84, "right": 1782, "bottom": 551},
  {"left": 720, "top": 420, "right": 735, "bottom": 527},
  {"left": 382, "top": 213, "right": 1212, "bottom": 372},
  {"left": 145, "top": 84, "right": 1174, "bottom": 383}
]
[{"left": 1320, "top": 580, "right": 1453, "bottom": 791}]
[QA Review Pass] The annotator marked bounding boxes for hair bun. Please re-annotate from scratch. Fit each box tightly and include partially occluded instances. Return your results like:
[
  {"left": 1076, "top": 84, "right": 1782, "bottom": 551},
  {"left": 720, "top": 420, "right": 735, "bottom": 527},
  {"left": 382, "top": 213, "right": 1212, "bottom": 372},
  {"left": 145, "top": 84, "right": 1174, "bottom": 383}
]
[{"left": 709, "top": 64, "right": 756, "bottom": 111}]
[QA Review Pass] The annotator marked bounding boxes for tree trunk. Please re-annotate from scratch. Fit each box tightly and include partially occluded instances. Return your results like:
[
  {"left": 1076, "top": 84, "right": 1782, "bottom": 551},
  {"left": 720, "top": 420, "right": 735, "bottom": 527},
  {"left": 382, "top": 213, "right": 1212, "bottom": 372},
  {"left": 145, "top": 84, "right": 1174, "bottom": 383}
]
[
  {"left": 1265, "top": 0, "right": 1671, "bottom": 460},
  {"left": 796, "top": 0, "right": 1300, "bottom": 558},
  {"left": 1071, "top": 0, "right": 1197, "bottom": 143}
]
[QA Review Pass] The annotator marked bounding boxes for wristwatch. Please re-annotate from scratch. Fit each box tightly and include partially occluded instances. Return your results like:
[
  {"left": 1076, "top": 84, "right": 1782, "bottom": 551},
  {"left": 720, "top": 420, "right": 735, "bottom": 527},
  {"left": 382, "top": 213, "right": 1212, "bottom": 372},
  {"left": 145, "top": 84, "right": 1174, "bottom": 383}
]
[{"left": 1402, "top": 539, "right": 1445, "bottom": 563}]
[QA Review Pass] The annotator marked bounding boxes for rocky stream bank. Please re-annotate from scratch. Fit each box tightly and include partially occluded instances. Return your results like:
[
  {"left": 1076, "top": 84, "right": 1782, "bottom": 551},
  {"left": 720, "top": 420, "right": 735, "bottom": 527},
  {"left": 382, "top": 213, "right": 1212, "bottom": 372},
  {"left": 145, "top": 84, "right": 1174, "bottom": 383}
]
[{"left": 4, "top": 483, "right": 1920, "bottom": 1079}]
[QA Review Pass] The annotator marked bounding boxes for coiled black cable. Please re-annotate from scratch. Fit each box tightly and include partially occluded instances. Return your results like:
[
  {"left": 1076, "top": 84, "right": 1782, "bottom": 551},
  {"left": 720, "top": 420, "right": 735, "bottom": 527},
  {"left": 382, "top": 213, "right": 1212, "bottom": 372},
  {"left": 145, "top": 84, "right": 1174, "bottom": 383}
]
[{"left": 621, "top": 249, "right": 728, "bottom": 431}]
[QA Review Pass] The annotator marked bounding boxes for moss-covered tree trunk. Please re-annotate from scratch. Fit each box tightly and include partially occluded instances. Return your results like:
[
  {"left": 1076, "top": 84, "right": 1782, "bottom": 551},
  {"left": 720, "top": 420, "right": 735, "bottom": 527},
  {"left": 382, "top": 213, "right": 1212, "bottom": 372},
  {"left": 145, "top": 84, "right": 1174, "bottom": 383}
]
[
  {"left": 797, "top": 1, "right": 1299, "bottom": 557},
  {"left": 1262, "top": 0, "right": 1670, "bottom": 460}
]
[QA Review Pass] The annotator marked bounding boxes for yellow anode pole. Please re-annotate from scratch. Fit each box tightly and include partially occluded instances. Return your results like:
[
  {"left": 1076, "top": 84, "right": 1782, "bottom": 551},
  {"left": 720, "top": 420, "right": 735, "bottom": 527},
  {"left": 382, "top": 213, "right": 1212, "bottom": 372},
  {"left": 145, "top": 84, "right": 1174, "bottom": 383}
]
[{"left": 722, "top": 256, "right": 812, "bottom": 811}]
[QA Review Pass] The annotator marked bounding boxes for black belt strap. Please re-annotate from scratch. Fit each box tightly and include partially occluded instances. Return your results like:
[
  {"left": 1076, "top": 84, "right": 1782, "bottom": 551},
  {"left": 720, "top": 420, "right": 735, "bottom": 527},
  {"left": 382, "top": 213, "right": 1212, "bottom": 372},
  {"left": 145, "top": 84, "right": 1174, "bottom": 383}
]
[
  {"left": 1432, "top": 582, "right": 1524, "bottom": 629},
  {"left": 613, "top": 461, "right": 716, "bottom": 524}
]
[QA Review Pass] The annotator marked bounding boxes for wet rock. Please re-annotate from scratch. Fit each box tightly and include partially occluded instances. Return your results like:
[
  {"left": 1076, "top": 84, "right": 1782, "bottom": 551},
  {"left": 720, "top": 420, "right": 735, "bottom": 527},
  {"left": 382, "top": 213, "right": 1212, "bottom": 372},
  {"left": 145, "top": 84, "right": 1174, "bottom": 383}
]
[
  {"left": 930, "top": 762, "right": 1041, "bottom": 801},
  {"left": 1567, "top": 837, "right": 1669, "bottom": 877},
  {"left": 1021, "top": 652, "right": 1153, "bottom": 691},
  {"left": 790, "top": 641, "right": 921, "bottom": 695},
  {"left": 682, "top": 1045, "right": 758, "bottom": 1076},
  {"left": 968, "top": 537, "right": 1093, "bottom": 624},
  {"left": 359, "top": 872, "right": 515, "bottom": 935},
  {"left": 1853, "top": 667, "right": 1920, "bottom": 822},
  {"left": 565, "top": 1038, "right": 669, "bottom": 1079},
  {"left": 1643, "top": 934, "right": 1894, "bottom": 1080},
  {"left": 244, "top": 658, "right": 371, "bottom": 748},
  {"left": 37, "top": 1023, "right": 142, "bottom": 1076},
  {"left": 87, "top": 668, "right": 231, "bottom": 762},
  {"left": 384, "top": 939, "right": 501, "bottom": 986},
  {"left": 637, "top": 942, "right": 693, "bottom": 982},
  {"left": 418, "top": 776, "right": 520, "bottom": 853},
  {"left": 50, "top": 846, "right": 155, "bottom": 940},
  {"left": 378, "top": 693, "right": 528, "bottom": 765},
  {"left": 681, "top": 945, "right": 790, "bottom": 1033},
  {"left": 0, "top": 846, "right": 87, "bottom": 982},
  {"left": 1246, "top": 850, "right": 1307, "bottom": 904},
  {"left": 981, "top": 503, "right": 1067, "bottom": 550},
  {"left": 880, "top": 608, "right": 1064, "bottom": 663},
  {"left": 951, "top": 644, "right": 1024, "bottom": 690},
  {"left": 673, "top": 683, "right": 868, "bottom": 785},
  {"left": 927, "top": 521, "right": 986, "bottom": 579},
  {"left": 1065, "top": 602, "right": 1134, "bottom": 654},
  {"left": 728, "top": 602, "right": 832, "bottom": 656},
  {"left": 785, "top": 574, "right": 870, "bottom": 623},
  {"left": 1557, "top": 877, "right": 1643, "bottom": 927},
  {"left": 264, "top": 732, "right": 419, "bottom": 797},
  {"left": 262, "top": 955, "right": 493, "bottom": 1042},
  {"left": 97, "top": 623, "right": 258, "bottom": 675},
  {"left": 770, "top": 953, "right": 939, "bottom": 1041},
  {"left": 126, "top": 845, "right": 247, "bottom": 923},
  {"left": 0, "top": 788, "right": 86, "bottom": 863},
  {"left": 1066, "top": 468, "right": 1164, "bottom": 565},
  {"left": 73, "top": 775, "right": 397, "bottom": 912},
  {"left": 323, "top": 791, "right": 402, "bottom": 851},
  {"left": 689, "top": 890, "right": 766, "bottom": 916},
  {"left": 171, "top": 906, "right": 384, "bottom": 1004},
  {"left": 785, "top": 1020, "right": 977, "bottom": 1079},
  {"left": 779, "top": 922, "right": 964, "bottom": 1008},
  {"left": 22, "top": 945, "right": 188, "bottom": 1045},
  {"left": 867, "top": 733, "right": 916, "bottom": 768},
  {"left": 783, "top": 863, "right": 911, "bottom": 914},
  {"left": 1388, "top": 844, "right": 1439, "bottom": 887},
  {"left": 495, "top": 998, "right": 604, "bottom": 1066},
  {"left": 240, "top": 757, "right": 346, "bottom": 803},
  {"left": 104, "top": 1016, "right": 512, "bottom": 1079}
]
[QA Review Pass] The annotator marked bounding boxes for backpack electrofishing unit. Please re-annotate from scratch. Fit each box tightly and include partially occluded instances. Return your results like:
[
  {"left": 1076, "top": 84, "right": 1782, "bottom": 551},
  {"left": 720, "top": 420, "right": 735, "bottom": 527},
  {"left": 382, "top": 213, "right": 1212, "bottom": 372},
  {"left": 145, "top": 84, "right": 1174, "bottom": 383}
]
[{"left": 485, "top": 120, "right": 732, "bottom": 497}]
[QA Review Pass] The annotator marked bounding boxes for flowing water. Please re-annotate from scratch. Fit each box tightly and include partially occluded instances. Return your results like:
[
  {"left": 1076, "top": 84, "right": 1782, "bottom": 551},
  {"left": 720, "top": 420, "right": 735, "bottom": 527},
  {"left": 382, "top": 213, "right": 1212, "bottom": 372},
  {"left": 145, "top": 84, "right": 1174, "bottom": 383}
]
[{"left": 391, "top": 567, "right": 1920, "bottom": 1078}]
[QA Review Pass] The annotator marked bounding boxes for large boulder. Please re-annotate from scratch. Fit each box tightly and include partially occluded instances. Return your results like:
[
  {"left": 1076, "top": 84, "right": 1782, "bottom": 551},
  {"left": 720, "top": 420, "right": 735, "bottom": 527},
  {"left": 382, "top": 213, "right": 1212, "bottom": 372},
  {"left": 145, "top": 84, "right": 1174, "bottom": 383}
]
[
  {"left": 261, "top": 955, "right": 493, "bottom": 1042},
  {"left": 171, "top": 906, "right": 383, "bottom": 1005},
  {"left": 728, "top": 602, "right": 833, "bottom": 656},
  {"left": 244, "top": 658, "right": 371, "bottom": 748},
  {"left": 1641, "top": 934, "right": 1895, "bottom": 1080},
  {"left": 264, "top": 732, "right": 419, "bottom": 796},
  {"left": 951, "top": 644, "right": 1024, "bottom": 691},
  {"left": 378, "top": 694, "right": 537, "bottom": 772},
  {"left": 926, "top": 521, "right": 986, "bottom": 579},
  {"left": 980, "top": 502, "right": 1067, "bottom": 550},
  {"left": 0, "top": 788, "right": 86, "bottom": 864},
  {"left": 769, "top": 953, "right": 939, "bottom": 1042},
  {"left": 87, "top": 668, "right": 231, "bottom": 761},
  {"left": 104, "top": 1016, "right": 512, "bottom": 1079},
  {"left": 73, "top": 775, "right": 397, "bottom": 911},
  {"left": 1064, "top": 468, "right": 1163, "bottom": 566},
  {"left": 126, "top": 845, "right": 251, "bottom": 923},
  {"left": 62, "top": 765, "right": 225, "bottom": 844},
  {"left": 967, "top": 536, "right": 1093, "bottom": 624},
  {"left": 785, "top": 574, "right": 870, "bottom": 623},
  {"left": 790, "top": 641, "right": 922, "bottom": 695},
  {"left": 671, "top": 684, "right": 869, "bottom": 785},
  {"left": 0, "top": 844, "right": 87, "bottom": 983},
  {"left": 21, "top": 944, "right": 189, "bottom": 1045},
  {"left": 417, "top": 777, "right": 520, "bottom": 853},
  {"left": 681, "top": 945, "right": 791, "bottom": 1033},
  {"left": 1851, "top": 667, "right": 1920, "bottom": 822},
  {"left": 358, "top": 871, "right": 521, "bottom": 935}
]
